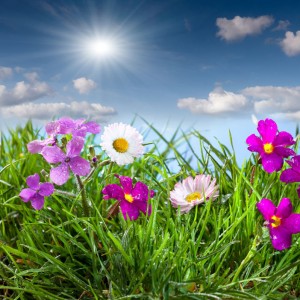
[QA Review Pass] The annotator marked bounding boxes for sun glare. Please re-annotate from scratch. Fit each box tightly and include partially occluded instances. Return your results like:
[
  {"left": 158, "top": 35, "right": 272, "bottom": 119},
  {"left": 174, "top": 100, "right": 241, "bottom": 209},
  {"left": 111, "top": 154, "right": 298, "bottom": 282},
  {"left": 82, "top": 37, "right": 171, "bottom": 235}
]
[{"left": 85, "top": 37, "right": 118, "bottom": 59}]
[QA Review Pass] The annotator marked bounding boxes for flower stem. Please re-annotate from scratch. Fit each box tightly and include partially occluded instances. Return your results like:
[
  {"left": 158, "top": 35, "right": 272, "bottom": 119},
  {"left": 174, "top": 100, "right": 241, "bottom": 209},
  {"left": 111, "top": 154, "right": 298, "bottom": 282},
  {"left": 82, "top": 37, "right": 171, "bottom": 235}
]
[
  {"left": 54, "top": 189, "right": 77, "bottom": 198},
  {"left": 76, "top": 175, "right": 89, "bottom": 217}
]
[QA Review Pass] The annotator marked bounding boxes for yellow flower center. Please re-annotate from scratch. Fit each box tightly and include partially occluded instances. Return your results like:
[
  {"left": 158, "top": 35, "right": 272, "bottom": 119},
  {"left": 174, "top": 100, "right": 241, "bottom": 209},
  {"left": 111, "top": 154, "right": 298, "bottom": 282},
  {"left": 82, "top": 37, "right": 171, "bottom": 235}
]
[
  {"left": 113, "top": 138, "right": 129, "bottom": 153},
  {"left": 185, "top": 192, "right": 201, "bottom": 203},
  {"left": 271, "top": 215, "right": 281, "bottom": 228},
  {"left": 263, "top": 143, "right": 274, "bottom": 154},
  {"left": 124, "top": 193, "right": 134, "bottom": 203}
]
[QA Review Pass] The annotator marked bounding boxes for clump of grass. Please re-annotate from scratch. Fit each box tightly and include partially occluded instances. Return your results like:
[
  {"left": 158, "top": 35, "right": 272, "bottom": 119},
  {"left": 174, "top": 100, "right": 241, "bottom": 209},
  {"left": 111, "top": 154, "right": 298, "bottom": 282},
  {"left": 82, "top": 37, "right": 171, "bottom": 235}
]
[{"left": 1, "top": 119, "right": 300, "bottom": 299}]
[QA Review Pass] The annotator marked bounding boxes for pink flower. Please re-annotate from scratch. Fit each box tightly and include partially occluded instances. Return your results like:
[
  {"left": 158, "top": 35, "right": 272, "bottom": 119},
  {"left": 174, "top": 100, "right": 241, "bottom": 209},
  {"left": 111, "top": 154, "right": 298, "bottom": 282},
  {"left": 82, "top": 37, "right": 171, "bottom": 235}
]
[
  {"left": 19, "top": 173, "right": 54, "bottom": 210},
  {"left": 102, "top": 175, "right": 155, "bottom": 220},
  {"left": 41, "top": 137, "right": 91, "bottom": 185},
  {"left": 246, "top": 118, "right": 295, "bottom": 173},
  {"left": 257, "top": 198, "right": 300, "bottom": 251},
  {"left": 169, "top": 174, "right": 219, "bottom": 214}
]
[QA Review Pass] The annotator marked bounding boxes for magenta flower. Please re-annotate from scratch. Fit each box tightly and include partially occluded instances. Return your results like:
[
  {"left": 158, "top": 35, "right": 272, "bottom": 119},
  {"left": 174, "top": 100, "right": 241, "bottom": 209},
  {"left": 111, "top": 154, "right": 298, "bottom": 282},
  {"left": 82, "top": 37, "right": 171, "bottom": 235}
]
[
  {"left": 41, "top": 136, "right": 91, "bottom": 185},
  {"left": 257, "top": 198, "right": 300, "bottom": 251},
  {"left": 72, "top": 118, "right": 101, "bottom": 138},
  {"left": 19, "top": 173, "right": 54, "bottom": 210},
  {"left": 246, "top": 118, "right": 295, "bottom": 173},
  {"left": 27, "top": 137, "right": 56, "bottom": 154},
  {"left": 102, "top": 175, "right": 155, "bottom": 220}
]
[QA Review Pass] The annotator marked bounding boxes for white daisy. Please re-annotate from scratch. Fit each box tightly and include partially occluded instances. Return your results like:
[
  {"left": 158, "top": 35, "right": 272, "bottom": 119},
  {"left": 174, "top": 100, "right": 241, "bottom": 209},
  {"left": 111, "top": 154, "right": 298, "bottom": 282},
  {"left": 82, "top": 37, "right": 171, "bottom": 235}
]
[
  {"left": 100, "top": 123, "right": 144, "bottom": 166},
  {"left": 169, "top": 174, "right": 219, "bottom": 213}
]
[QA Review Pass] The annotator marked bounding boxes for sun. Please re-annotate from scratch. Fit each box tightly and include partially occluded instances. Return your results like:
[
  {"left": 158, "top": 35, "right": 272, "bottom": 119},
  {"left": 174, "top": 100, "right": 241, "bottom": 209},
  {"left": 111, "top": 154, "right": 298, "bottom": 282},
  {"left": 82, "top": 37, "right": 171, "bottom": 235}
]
[{"left": 84, "top": 37, "right": 118, "bottom": 60}]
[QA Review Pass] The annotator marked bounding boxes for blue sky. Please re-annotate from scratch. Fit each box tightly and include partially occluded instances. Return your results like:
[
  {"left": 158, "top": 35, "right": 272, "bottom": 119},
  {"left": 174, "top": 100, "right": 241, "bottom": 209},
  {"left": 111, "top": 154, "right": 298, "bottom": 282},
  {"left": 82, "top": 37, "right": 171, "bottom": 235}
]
[{"left": 1, "top": 0, "right": 300, "bottom": 163}]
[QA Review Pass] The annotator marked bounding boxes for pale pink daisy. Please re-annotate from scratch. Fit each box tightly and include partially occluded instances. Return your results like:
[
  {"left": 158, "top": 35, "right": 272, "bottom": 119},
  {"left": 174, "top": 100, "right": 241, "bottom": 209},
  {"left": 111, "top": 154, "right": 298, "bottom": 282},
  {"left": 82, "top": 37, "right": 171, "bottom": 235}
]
[
  {"left": 100, "top": 123, "right": 144, "bottom": 166},
  {"left": 170, "top": 174, "right": 219, "bottom": 213}
]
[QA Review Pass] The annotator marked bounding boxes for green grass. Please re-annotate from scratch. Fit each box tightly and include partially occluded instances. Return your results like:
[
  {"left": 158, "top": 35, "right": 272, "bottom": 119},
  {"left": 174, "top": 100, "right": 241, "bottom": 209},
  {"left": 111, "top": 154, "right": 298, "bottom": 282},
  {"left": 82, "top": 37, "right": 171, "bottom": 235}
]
[{"left": 1, "top": 120, "right": 300, "bottom": 299}]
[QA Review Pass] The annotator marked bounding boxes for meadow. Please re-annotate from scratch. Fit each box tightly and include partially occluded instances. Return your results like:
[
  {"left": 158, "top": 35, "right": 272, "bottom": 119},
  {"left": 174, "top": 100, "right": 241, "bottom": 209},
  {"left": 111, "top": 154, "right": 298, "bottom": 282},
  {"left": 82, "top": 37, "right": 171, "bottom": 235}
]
[{"left": 1, "top": 118, "right": 300, "bottom": 300}]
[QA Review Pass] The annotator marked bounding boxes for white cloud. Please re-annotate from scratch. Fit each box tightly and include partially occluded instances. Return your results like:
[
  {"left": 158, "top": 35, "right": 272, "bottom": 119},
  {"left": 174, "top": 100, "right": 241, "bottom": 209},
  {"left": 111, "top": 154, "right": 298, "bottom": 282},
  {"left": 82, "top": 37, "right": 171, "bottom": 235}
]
[
  {"left": 273, "top": 20, "right": 290, "bottom": 31},
  {"left": 280, "top": 31, "right": 300, "bottom": 56},
  {"left": 242, "top": 85, "right": 300, "bottom": 114},
  {"left": 0, "top": 80, "right": 52, "bottom": 106},
  {"left": 24, "top": 72, "right": 39, "bottom": 82},
  {"left": 216, "top": 15, "right": 274, "bottom": 41},
  {"left": 177, "top": 87, "right": 248, "bottom": 114},
  {"left": 1, "top": 101, "right": 117, "bottom": 122},
  {"left": 0, "top": 66, "right": 13, "bottom": 79},
  {"left": 73, "top": 77, "right": 97, "bottom": 94}
]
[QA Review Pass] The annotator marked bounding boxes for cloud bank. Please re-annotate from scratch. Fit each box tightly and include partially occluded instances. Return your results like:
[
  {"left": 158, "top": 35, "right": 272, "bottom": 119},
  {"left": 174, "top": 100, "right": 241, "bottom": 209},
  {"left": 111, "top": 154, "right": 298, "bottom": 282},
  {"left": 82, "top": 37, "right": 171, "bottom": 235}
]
[
  {"left": 1, "top": 101, "right": 117, "bottom": 122},
  {"left": 178, "top": 85, "right": 300, "bottom": 121},
  {"left": 216, "top": 15, "right": 274, "bottom": 41}
]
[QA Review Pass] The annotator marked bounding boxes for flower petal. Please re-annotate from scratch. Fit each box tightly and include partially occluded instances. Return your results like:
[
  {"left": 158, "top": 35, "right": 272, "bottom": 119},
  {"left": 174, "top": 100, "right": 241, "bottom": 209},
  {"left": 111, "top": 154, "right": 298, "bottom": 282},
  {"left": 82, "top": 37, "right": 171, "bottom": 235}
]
[
  {"left": 31, "top": 194, "right": 45, "bottom": 210},
  {"left": 119, "top": 200, "right": 140, "bottom": 220},
  {"left": 261, "top": 153, "right": 283, "bottom": 173},
  {"left": 280, "top": 169, "right": 300, "bottom": 183},
  {"left": 246, "top": 134, "right": 263, "bottom": 153},
  {"left": 276, "top": 198, "right": 293, "bottom": 219},
  {"left": 26, "top": 173, "right": 40, "bottom": 190},
  {"left": 269, "top": 226, "right": 292, "bottom": 251},
  {"left": 19, "top": 188, "right": 36, "bottom": 202},
  {"left": 282, "top": 213, "right": 300, "bottom": 234},
  {"left": 84, "top": 121, "right": 101, "bottom": 134},
  {"left": 50, "top": 163, "right": 70, "bottom": 186},
  {"left": 102, "top": 184, "right": 124, "bottom": 201},
  {"left": 257, "top": 118, "right": 277, "bottom": 143},
  {"left": 257, "top": 198, "right": 276, "bottom": 220},
  {"left": 117, "top": 175, "right": 133, "bottom": 194},
  {"left": 134, "top": 200, "right": 152, "bottom": 216},
  {"left": 69, "top": 156, "right": 90, "bottom": 176},
  {"left": 39, "top": 182, "right": 54, "bottom": 197},
  {"left": 273, "top": 131, "right": 295, "bottom": 147},
  {"left": 27, "top": 138, "right": 55, "bottom": 154},
  {"left": 57, "top": 117, "right": 75, "bottom": 134},
  {"left": 66, "top": 137, "right": 85, "bottom": 157},
  {"left": 132, "top": 181, "right": 149, "bottom": 202},
  {"left": 274, "top": 146, "right": 295, "bottom": 158},
  {"left": 41, "top": 145, "right": 65, "bottom": 164}
]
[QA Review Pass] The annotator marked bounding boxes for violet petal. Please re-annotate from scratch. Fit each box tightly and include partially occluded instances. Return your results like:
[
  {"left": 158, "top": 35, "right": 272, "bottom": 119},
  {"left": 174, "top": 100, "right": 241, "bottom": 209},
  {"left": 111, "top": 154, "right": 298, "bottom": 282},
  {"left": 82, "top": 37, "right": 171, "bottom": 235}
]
[
  {"left": 257, "top": 118, "right": 277, "bottom": 143},
  {"left": 50, "top": 163, "right": 70, "bottom": 186},
  {"left": 69, "top": 156, "right": 90, "bottom": 176},
  {"left": 66, "top": 137, "right": 84, "bottom": 157},
  {"left": 282, "top": 213, "right": 300, "bottom": 234},
  {"left": 31, "top": 194, "right": 45, "bottom": 210},
  {"left": 261, "top": 153, "right": 283, "bottom": 173},
  {"left": 132, "top": 181, "right": 149, "bottom": 202},
  {"left": 26, "top": 173, "right": 40, "bottom": 190},
  {"left": 257, "top": 198, "right": 276, "bottom": 220},
  {"left": 280, "top": 169, "right": 300, "bottom": 183},
  {"left": 39, "top": 182, "right": 54, "bottom": 197},
  {"left": 120, "top": 200, "right": 140, "bottom": 220},
  {"left": 269, "top": 226, "right": 292, "bottom": 251},
  {"left": 273, "top": 131, "right": 295, "bottom": 147},
  {"left": 102, "top": 184, "right": 125, "bottom": 201},
  {"left": 84, "top": 121, "right": 101, "bottom": 134},
  {"left": 246, "top": 134, "right": 263, "bottom": 153},
  {"left": 118, "top": 176, "right": 133, "bottom": 194},
  {"left": 19, "top": 188, "right": 36, "bottom": 202},
  {"left": 41, "top": 145, "right": 65, "bottom": 164},
  {"left": 276, "top": 198, "right": 293, "bottom": 219}
]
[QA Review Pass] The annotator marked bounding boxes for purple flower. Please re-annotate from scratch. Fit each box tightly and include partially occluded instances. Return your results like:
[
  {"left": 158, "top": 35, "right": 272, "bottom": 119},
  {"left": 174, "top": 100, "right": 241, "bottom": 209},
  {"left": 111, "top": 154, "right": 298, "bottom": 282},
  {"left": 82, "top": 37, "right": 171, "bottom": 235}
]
[
  {"left": 41, "top": 136, "right": 91, "bottom": 185},
  {"left": 102, "top": 175, "right": 155, "bottom": 220},
  {"left": 19, "top": 173, "right": 54, "bottom": 210},
  {"left": 27, "top": 137, "right": 56, "bottom": 154},
  {"left": 72, "top": 118, "right": 101, "bottom": 138},
  {"left": 246, "top": 118, "right": 295, "bottom": 173},
  {"left": 257, "top": 198, "right": 300, "bottom": 251}
]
